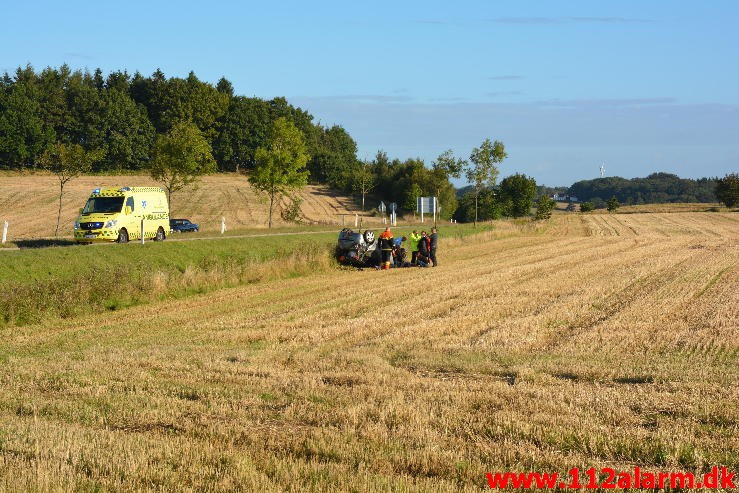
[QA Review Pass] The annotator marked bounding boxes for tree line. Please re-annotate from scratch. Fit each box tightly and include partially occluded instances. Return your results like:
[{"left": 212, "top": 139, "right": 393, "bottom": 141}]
[
  {"left": 567, "top": 173, "right": 719, "bottom": 206},
  {"left": 3, "top": 65, "right": 733, "bottom": 225},
  {"left": 0, "top": 64, "right": 358, "bottom": 178}
]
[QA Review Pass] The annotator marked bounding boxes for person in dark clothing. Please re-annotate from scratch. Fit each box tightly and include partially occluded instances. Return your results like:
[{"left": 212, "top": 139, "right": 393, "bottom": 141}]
[
  {"left": 392, "top": 246, "right": 410, "bottom": 267},
  {"left": 391, "top": 236, "right": 408, "bottom": 267},
  {"left": 417, "top": 231, "right": 432, "bottom": 267},
  {"left": 429, "top": 227, "right": 438, "bottom": 267},
  {"left": 378, "top": 227, "right": 394, "bottom": 270}
]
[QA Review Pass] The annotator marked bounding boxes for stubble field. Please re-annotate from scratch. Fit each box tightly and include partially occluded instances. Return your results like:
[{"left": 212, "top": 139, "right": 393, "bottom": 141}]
[
  {"left": 0, "top": 212, "right": 737, "bottom": 491},
  {"left": 0, "top": 172, "right": 361, "bottom": 239}
]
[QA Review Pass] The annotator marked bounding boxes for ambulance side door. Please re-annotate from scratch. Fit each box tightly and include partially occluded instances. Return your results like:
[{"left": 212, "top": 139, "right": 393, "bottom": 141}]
[{"left": 124, "top": 196, "right": 138, "bottom": 236}]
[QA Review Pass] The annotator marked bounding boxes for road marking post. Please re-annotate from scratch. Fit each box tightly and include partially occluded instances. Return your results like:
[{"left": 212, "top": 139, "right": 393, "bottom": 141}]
[
  {"left": 2, "top": 221, "right": 7, "bottom": 244},
  {"left": 140, "top": 218, "right": 145, "bottom": 244}
]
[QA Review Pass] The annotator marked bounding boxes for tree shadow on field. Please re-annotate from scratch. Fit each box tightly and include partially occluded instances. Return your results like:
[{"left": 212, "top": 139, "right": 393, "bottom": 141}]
[{"left": 15, "top": 239, "right": 78, "bottom": 249}]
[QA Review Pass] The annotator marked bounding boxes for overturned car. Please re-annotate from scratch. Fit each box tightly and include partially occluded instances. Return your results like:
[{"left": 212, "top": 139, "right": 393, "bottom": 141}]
[{"left": 335, "top": 228, "right": 381, "bottom": 268}]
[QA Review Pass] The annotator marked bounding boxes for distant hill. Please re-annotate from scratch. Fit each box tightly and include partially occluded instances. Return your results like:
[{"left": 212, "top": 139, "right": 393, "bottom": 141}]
[
  {"left": 455, "top": 173, "right": 719, "bottom": 205},
  {"left": 568, "top": 173, "right": 718, "bottom": 205},
  {"left": 455, "top": 185, "right": 473, "bottom": 197}
]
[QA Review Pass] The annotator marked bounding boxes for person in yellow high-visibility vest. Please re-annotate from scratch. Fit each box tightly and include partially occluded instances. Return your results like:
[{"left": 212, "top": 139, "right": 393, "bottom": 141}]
[{"left": 408, "top": 229, "right": 421, "bottom": 265}]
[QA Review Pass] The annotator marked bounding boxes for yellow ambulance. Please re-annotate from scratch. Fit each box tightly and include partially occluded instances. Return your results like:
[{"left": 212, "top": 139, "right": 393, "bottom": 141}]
[{"left": 74, "top": 187, "right": 169, "bottom": 243}]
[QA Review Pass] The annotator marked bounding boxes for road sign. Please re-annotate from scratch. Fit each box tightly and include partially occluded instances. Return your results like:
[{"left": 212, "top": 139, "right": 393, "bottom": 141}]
[
  {"left": 416, "top": 196, "right": 437, "bottom": 213},
  {"left": 417, "top": 196, "right": 438, "bottom": 223}
]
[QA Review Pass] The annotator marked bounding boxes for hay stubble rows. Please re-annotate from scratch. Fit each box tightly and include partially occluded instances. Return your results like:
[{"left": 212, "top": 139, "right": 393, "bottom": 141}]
[{"left": 0, "top": 213, "right": 737, "bottom": 491}]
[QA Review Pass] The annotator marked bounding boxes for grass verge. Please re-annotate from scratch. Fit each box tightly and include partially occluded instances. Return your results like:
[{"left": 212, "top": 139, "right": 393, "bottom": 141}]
[{"left": 0, "top": 224, "right": 491, "bottom": 327}]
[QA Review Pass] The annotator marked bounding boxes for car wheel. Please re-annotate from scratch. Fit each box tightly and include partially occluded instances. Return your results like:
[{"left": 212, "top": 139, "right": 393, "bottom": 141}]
[
  {"left": 154, "top": 227, "right": 166, "bottom": 241},
  {"left": 117, "top": 228, "right": 129, "bottom": 243},
  {"left": 363, "top": 230, "right": 375, "bottom": 244},
  {"left": 194, "top": 227, "right": 198, "bottom": 232}
]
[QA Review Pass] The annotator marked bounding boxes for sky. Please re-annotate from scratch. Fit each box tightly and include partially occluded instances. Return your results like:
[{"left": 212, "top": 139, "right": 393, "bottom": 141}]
[{"left": 3, "top": 0, "right": 738, "bottom": 186}]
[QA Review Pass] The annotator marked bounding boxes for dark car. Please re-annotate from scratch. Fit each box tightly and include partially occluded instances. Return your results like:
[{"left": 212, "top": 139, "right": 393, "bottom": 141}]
[{"left": 169, "top": 218, "right": 199, "bottom": 233}]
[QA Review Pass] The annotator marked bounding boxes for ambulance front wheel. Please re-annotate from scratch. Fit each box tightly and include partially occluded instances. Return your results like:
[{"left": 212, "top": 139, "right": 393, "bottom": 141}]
[
  {"left": 154, "top": 227, "right": 166, "bottom": 241},
  {"left": 117, "top": 228, "right": 129, "bottom": 243}
]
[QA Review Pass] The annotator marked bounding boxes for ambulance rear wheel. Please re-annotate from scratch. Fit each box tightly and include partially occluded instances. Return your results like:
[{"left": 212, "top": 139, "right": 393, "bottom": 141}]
[
  {"left": 154, "top": 227, "right": 166, "bottom": 241},
  {"left": 117, "top": 228, "right": 129, "bottom": 243}
]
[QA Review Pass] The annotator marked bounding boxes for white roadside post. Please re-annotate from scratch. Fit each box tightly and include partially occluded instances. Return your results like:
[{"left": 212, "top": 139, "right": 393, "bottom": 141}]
[
  {"left": 433, "top": 197, "right": 437, "bottom": 226},
  {"left": 140, "top": 218, "right": 145, "bottom": 244},
  {"left": 354, "top": 214, "right": 358, "bottom": 227},
  {"left": 2, "top": 221, "right": 8, "bottom": 244},
  {"left": 221, "top": 216, "right": 226, "bottom": 234}
]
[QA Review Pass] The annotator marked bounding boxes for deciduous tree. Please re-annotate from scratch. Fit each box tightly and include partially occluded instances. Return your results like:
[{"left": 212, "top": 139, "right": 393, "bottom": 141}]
[
  {"left": 715, "top": 173, "right": 739, "bottom": 208},
  {"left": 499, "top": 173, "right": 537, "bottom": 218},
  {"left": 466, "top": 139, "right": 506, "bottom": 226},
  {"left": 149, "top": 120, "right": 216, "bottom": 210},
  {"left": 535, "top": 195, "right": 556, "bottom": 220},
  {"left": 249, "top": 117, "right": 310, "bottom": 228},
  {"left": 433, "top": 149, "right": 465, "bottom": 179},
  {"left": 350, "top": 160, "right": 376, "bottom": 212},
  {"left": 403, "top": 183, "right": 423, "bottom": 212},
  {"left": 431, "top": 149, "right": 465, "bottom": 219},
  {"left": 213, "top": 96, "right": 271, "bottom": 172},
  {"left": 309, "top": 125, "right": 358, "bottom": 190},
  {"left": 0, "top": 80, "right": 53, "bottom": 167},
  {"left": 40, "top": 142, "right": 105, "bottom": 236}
]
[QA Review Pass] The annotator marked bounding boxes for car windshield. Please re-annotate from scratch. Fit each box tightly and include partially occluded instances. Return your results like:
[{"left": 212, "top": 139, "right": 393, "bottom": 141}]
[{"left": 82, "top": 197, "right": 124, "bottom": 214}]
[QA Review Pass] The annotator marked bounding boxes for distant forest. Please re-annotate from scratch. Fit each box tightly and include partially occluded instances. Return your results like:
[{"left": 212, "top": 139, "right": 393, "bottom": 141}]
[
  {"left": 568, "top": 173, "right": 718, "bottom": 205},
  {"left": 0, "top": 64, "right": 359, "bottom": 179}
]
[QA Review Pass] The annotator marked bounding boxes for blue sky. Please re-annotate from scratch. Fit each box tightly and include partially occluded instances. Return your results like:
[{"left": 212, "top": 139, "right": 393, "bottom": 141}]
[{"left": 3, "top": 1, "right": 738, "bottom": 186}]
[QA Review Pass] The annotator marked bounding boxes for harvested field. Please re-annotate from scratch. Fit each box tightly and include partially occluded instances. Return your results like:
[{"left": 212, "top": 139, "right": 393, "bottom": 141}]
[
  {"left": 0, "top": 213, "right": 737, "bottom": 491},
  {"left": 0, "top": 173, "right": 367, "bottom": 239}
]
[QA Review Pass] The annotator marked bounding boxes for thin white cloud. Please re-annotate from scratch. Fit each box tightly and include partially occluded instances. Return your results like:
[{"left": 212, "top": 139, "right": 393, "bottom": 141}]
[
  {"left": 63, "top": 52, "right": 95, "bottom": 60},
  {"left": 489, "top": 75, "right": 524, "bottom": 81},
  {"left": 487, "top": 91, "right": 523, "bottom": 98},
  {"left": 534, "top": 97, "right": 677, "bottom": 108},
  {"left": 300, "top": 94, "right": 415, "bottom": 104},
  {"left": 487, "top": 17, "right": 653, "bottom": 25}
]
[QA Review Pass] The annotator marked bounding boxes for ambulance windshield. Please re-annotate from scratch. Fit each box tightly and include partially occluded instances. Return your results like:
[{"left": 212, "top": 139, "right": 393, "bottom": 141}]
[{"left": 82, "top": 196, "right": 124, "bottom": 214}]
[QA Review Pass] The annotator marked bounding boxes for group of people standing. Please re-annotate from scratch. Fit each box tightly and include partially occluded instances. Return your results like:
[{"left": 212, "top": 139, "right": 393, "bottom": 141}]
[{"left": 378, "top": 227, "right": 438, "bottom": 270}]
